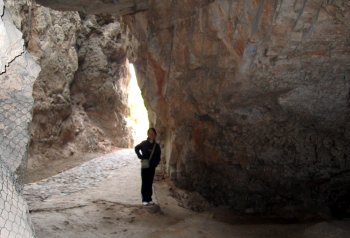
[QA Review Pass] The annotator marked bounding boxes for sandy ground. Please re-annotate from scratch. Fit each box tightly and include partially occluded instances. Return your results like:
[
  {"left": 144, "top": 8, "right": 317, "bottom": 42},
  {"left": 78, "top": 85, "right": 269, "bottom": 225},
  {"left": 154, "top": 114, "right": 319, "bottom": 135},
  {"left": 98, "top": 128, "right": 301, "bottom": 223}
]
[{"left": 24, "top": 149, "right": 350, "bottom": 238}]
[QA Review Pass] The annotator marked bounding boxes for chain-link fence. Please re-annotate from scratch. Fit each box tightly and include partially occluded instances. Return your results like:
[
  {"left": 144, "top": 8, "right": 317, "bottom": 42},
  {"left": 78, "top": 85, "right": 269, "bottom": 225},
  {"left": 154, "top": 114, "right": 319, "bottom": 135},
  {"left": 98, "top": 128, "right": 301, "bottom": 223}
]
[
  {"left": 0, "top": 158, "right": 36, "bottom": 238},
  {"left": 0, "top": 54, "right": 38, "bottom": 237},
  {"left": 1, "top": 0, "right": 39, "bottom": 235}
]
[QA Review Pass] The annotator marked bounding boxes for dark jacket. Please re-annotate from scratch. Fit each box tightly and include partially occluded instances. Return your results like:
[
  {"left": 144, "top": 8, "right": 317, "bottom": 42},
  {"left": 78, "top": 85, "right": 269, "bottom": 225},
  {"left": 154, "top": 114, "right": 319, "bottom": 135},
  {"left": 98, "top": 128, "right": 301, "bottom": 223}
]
[{"left": 134, "top": 140, "right": 161, "bottom": 168}]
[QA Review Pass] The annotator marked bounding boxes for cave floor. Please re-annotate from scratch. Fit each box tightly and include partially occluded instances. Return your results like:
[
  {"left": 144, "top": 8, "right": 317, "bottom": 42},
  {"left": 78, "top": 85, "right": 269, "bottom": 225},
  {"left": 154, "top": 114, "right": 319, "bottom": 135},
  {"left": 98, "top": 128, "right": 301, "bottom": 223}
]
[{"left": 24, "top": 149, "right": 350, "bottom": 238}]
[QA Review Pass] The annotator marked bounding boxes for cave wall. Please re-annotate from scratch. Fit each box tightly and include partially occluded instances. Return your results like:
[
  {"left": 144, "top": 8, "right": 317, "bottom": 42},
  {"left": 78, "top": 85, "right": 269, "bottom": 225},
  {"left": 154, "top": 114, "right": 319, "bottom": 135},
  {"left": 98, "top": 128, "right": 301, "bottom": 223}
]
[
  {"left": 124, "top": 0, "right": 350, "bottom": 216},
  {"left": 19, "top": 0, "right": 350, "bottom": 216},
  {"left": 71, "top": 13, "right": 132, "bottom": 148},
  {"left": 36, "top": 0, "right": 148, "bottom": 15},
  {"left": 5, "top": 0, "right": 133, "bottom": 179},
  {"left": 0, "top": 0, "right": 38, "bottom": 236}
]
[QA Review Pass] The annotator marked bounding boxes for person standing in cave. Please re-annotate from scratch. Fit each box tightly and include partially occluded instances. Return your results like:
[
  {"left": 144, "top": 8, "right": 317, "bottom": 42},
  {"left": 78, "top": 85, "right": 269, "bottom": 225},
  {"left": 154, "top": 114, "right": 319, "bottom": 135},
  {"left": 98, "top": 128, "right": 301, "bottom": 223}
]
[{"left": 134, "top": 128, "right": 161, "bottom": 206}]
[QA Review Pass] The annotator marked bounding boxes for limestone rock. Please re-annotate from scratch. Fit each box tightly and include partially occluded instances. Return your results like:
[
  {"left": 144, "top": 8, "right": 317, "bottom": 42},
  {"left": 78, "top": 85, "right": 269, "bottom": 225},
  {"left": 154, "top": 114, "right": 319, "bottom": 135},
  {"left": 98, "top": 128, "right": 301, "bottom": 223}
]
[
  {"left": 0, "top": 52, "right": 40, "bottom": 173},
  {"left": 71, "top": 13, "right": 132, "bottom": 148},
  {"left": 21, "top": 3, "right": 83, "bottom": 173},
  {"left": 0, "top": 1, "right": 24, "bottom": 73},
  {"left": 6, "top": 1, "right": 133, "bottom": 178},
  {"left": 6, "top": 0, "right": 350, "bottom": 217},
  {"left": 0, "top": 0, "right": 39, "bottom": 237},
  {"left": 1, "top": 0, "right": 40, "bottom": 175},
  {"left": 123, "top": 0, "right": 350, "bottom": 216},
  {"left": 35, "top": 0, "right": 148, "bottom": 15}
]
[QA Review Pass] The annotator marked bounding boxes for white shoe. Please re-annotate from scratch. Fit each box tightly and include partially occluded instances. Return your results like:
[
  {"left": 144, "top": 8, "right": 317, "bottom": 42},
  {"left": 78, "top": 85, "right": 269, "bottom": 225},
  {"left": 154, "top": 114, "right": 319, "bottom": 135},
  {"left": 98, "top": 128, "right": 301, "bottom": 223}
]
[
  {"left": 142, "top": 202, "right": 149, "bottom": 206},
  {"left": 148, "top": 201, "right": 155, "bottom": 205}
]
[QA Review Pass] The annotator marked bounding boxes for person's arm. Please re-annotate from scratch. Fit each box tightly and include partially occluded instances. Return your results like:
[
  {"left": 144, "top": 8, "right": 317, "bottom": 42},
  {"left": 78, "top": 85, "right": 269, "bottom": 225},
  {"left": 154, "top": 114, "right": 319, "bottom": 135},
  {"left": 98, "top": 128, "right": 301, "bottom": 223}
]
[{"left": 134, "top": 141, "right": 145, "bottom": 159}]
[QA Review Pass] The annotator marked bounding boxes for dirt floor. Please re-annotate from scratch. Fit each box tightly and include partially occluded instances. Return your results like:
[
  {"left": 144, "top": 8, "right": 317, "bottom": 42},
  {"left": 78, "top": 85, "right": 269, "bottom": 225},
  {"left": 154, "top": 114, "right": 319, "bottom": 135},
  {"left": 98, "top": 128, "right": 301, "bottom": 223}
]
[{"left": 24, "top": 149, "right": 350, "bottom": 238}]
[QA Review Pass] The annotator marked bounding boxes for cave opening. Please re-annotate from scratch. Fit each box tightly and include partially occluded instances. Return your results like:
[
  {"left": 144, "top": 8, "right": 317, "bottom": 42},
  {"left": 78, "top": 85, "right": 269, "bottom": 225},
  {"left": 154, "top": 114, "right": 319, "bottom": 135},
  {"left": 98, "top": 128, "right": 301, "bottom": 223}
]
[{"left": 127, "top": 61, "right": 149, "bottom": 146}]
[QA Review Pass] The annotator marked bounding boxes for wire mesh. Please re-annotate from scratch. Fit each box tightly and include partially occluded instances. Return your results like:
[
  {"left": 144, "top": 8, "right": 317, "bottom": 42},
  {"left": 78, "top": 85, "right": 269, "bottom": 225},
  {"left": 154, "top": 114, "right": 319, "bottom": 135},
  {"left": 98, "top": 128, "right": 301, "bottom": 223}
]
[
  {"left": 0, "top": 2, "right": 38, "bottom": 233},
  {"left": 0, "top": 158, "right": 35, "bottom": 238},
  {"left": 0, "top": 64, "right": 37, "bottom": 237}
]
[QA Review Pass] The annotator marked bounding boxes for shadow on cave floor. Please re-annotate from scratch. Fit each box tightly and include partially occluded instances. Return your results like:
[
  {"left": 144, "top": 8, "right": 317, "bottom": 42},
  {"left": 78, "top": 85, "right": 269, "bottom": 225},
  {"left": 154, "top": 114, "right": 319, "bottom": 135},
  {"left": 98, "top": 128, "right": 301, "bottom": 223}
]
[
  {"left": 23, "top": 149, "right": 350, "bottom": 238},
  {"left": 25, "top": 150, "right": 108, "bottom": 184}
]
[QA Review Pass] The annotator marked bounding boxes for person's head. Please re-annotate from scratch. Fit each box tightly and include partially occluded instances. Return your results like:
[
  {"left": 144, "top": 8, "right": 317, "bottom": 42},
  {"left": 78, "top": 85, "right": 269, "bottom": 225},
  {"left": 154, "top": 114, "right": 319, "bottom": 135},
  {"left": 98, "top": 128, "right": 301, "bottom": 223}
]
[{"left": 147, "top": 128, "right": 157, "bottom": 141}]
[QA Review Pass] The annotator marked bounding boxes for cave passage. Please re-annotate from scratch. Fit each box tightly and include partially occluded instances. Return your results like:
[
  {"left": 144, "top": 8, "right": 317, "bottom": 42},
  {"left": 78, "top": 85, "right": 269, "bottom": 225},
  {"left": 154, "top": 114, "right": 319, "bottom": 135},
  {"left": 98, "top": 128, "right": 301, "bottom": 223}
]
[{"left": 127, "top": 61, "right": 149, "bottom": 146}]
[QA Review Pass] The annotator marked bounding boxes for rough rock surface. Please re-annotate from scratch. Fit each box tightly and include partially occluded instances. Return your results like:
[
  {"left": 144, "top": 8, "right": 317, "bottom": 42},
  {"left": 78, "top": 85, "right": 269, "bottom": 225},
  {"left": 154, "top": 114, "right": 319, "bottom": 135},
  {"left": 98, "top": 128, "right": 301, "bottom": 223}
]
[
  {"left": 0, "top": 1, "right": 39, "bottom": 174},
  {"left": 71, "top": 13, "right": 132, "bottom": 148},
  {"left": 0, "top": 1, "right": 23, "bottom": 74},
  {"left": 0, "top": 0, "right": 39, "bottom": 237},
  {"left": 36, "top": 0, "right": 148, "bottom": 15},
  {"left": 25, "top": 3, "right": 83, "bottom": 173},
  {"left": 13, "top": 0, "right": 350, "bottom": 216},
  {"left": 6, "top": 1, "right": 133, "bottom": 178},
  {"left": 124, "top": 0, "right": 350, "bottom": 217}
]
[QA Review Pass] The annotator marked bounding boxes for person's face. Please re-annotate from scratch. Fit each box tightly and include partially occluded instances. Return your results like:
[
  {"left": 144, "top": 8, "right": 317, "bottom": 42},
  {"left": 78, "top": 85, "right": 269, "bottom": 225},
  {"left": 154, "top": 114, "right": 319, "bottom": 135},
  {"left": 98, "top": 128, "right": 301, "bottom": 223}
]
[{"left": 148, "top": 130, "right": 156, "bottom": 140}]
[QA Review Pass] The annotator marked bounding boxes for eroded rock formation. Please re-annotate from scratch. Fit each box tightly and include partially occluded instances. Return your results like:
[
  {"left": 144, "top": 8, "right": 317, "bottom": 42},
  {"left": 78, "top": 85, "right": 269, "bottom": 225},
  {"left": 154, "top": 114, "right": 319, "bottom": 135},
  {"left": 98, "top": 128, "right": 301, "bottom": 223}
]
[
  {"left": 17, "top": 0, "right": 350, "bottom": 217},
  {"left": 5, "top": 1, "right": 133, "bottom": 180},
  {"left": 125, "top": 0, "right": 350, "bottom": 217},
  {"left": 36, "top": 0, "right": 148, "bottom": 15},
  {"left": 1, "top": 0, "right": 40, "bottom": 180},
  {"left": 71, "top": 13, "right": 132, "bottom": 148}
]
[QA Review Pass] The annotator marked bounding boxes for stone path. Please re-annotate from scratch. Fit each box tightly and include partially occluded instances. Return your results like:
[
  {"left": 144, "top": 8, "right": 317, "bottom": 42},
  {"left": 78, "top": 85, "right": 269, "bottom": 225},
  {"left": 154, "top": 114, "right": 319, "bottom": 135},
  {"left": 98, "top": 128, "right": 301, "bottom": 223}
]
[
  {"left": 23, "top": 149, "right": 350, "bottom": 238},
  {"left": 24, "top": 149, "right": 147, "bottom": 208}
]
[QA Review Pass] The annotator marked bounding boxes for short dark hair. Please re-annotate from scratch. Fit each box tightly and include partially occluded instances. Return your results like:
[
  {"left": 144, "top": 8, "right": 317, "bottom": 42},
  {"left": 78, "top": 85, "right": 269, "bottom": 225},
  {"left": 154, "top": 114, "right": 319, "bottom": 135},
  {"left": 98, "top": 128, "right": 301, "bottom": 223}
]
[{"left": 148, "top": 127, "right": 157, "bottom": 135}]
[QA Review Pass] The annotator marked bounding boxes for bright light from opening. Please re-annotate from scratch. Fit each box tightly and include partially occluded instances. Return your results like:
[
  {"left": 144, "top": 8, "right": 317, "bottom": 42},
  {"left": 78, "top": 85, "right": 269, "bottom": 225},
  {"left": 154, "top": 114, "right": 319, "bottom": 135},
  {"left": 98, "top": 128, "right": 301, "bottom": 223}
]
[{"left": 127, "top": 63, "right": 149, "bottom": 146}]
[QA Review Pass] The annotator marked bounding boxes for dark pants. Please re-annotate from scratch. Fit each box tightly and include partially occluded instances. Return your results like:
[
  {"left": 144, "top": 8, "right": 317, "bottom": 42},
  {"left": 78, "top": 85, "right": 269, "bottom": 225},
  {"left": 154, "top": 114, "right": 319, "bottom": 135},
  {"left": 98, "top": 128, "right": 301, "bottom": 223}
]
[{"left": 141, "top": 167, "right": 155, "bottom": 202}]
